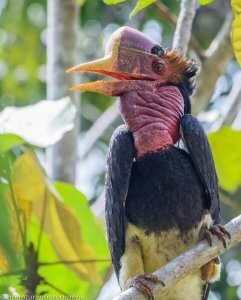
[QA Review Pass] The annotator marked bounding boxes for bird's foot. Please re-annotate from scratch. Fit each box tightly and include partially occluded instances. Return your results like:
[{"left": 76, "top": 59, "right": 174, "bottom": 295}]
[
  {"left": 203, "top": 224, "right": 231, "bottom": 248},
  {"left": 126, "top": 273, "right": 164, "bottom": 300}
]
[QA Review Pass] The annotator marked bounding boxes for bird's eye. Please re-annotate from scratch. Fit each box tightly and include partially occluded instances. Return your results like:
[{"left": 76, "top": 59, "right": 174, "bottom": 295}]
[{"left": 152, "top": 61, "right": 165, "bottom": 74}]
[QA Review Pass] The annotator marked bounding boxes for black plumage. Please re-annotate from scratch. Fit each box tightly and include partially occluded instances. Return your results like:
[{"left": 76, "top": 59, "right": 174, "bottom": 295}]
[
  {"left": 125, "top": 146, "right": 209, "bottom": 234},
  {"left": 180, "top": 114, "right": 220, "bottom": 223},
  {"left": 105, "top": 117, "right": 220, "bottom": 280},
  {"left": 105, "top": 125, "right": 135, "bottom": 277}
]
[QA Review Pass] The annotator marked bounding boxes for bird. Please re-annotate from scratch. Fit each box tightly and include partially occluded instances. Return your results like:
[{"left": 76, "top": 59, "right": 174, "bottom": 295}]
[{"left": 68, "top": 26, "right": 231, "bottom": 300}]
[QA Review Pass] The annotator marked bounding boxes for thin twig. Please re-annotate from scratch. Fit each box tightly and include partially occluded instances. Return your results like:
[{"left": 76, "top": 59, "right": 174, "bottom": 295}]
[
  {"left": 220, "top": 192, "right": 241, "bottom": 212},
  {"left": 0, "top": 269, "right": 26, "bottom": 277},
  {"left": 79, "top": 103, "right": 119, "bottom": 160},
  {"left": 233, "top": 106, "right": 241, "bottom": 130},
  {"left": 113, "top": 215, "right": 241, "bottom": 300},
  {"left": 8, "top": 172, "right": 26, "bottom": 253},
  {"left": 208, "top": 75, "right": 241, "bottom": 132},
  {"left": 154, "top": 1, "right": 204, "bottom": 58},
  {"left": 42, "top": 278, "right": 68, "bottom": 296},
  {"left": 172, "top": 0, "right": 197, "bottom": 55},
  {"left": 193, "top": 11, "right": 233, "bottom": 115},
  {"left": 39, "top": 258, "right": 110, "bottom": 266}
]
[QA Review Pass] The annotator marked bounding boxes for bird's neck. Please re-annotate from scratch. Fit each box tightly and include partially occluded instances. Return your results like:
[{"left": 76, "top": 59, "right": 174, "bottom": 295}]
[{"left": 119, "top": 85, "right": 184, "bottom": 158}]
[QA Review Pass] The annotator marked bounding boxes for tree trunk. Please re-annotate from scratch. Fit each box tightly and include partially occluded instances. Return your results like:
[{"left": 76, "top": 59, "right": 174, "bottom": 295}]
[{"left": 47, "top": 0, "right": 80, "bottom": 183}]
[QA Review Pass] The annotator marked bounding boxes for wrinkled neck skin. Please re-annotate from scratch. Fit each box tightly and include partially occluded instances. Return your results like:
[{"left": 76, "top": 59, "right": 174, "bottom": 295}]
[{"left": 119, "top": 85, "right": 184, "bottom": 158}]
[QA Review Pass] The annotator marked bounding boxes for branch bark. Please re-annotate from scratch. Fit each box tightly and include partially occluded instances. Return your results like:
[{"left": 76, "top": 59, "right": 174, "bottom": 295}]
[
  {"left": 79, "top": 103, "right": 119, "bottom": 160},
  {"left": 193, "top": 12, "right": 233, "bottom": 115},
  {"left": 154, "top": 2, "right": 204, "bottom": 58},
  {"left": 233, "top": 104, "right": 241, "bottom": 130},
  {"left": 172, "top": 0, "right": 197, "bottom": 55},
  {"left": 47, "top": 0, "right": 80, "bottom": 183},
  {"left": 113, "top": 215, "right": 241, "bottom": 300},
  {"left": 208, "top": 74, "right": 241, "bottom": 132},
  {"left": 220, "top": 190, "right": 241, "bottom": 212}
]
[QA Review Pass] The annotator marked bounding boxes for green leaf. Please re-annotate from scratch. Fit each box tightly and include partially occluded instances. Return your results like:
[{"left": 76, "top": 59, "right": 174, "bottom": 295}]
[
  {"left": 77, "top": 0, "right": 86, "bottom": 6},
  {"left": 0, "top": 151, "right": 17, "bottom": 181},
  {"left": 0, "top": 151, "right": 23, "bottom": 271},
  {"left": 28, "top": 217, "right": 85, "bottom": 296},
  {"left": 54, "top": 182, "right": 110, "bottom": 298},
  {"left": 11, "top": 152, "right": 102, "bottom": 284},
  {"left": 103, "top": 0, "right": 127, "bottom": 4},
  {"left": 130, "top": 0, "right": 157, "bottom": 17},
  {"left": 231, "top": 0, "right": 241, "bottom": 13},
  {"left": 208, "top": 127, "right": 241, "bottom": 192},
  {"left": 0, "top": 182, "right": 13, "bottom": 269},
  {"left": 103, "top": 0, "right": 157, "bottom": 17},
  {"left": 54, "top": 183, "right": 109, "bottom": 261},
  {"left": 33, "top": 222, "right": 104, "bottom": 298},
  {"left": 0, "top": 134, "right": 25, "bottom": 154},
  {"left": 0, "top": 275, "right": 23, "bottom": 296},
  {"left": 0, "top": 182, "right": 21, "bottom": 271},
  {"left": 231, "top": 0, "right": 241, "bottom": 66},
  {"left": 198, "top": 0, "right": 215, "bottom": 4},
  {"left": 27, "top": 183, "right": 110, "bottom": 298}
]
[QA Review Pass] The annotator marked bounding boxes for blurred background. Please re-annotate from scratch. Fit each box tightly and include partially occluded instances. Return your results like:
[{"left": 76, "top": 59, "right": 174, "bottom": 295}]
[{"left": 0, "top": 0, "right": 241, "bottom": 299}]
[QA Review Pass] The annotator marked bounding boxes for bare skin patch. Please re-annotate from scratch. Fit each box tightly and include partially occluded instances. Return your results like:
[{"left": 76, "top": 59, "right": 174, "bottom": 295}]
[{"left": 119, "top": 85, "right": 184, "bottom": 157}]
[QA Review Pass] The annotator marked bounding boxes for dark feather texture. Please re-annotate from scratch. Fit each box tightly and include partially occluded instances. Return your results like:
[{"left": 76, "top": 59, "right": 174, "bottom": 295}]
[
  {"left": 181, "top": 114, "right": 221, "bottom": 300},
  {"left": 177, "top": 59, "right": 197, "bottom": 114},
  {"left": 125, "top": 146, "right": 209, "bottom": 233},
  {"left": 180, "top": 114, "right": 220, "bottom": 224},
  {"left": 105, "top": 125, "right": 135, "bottom": 277}
]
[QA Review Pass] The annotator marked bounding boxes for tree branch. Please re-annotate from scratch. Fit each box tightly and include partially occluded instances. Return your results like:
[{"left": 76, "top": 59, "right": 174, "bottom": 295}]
[
  {"left": 193, "top": 11, "right": 233, "bottom": 115},
  {"left": 79, "top": 103, "right": 119, "bottom": 160},
  {"left": 113, "top": 215, "right": 241, "bottom": 300},
  {"left": 233, "top": 106, "right": 241, "bottom": 130},
  {"left": 208, "top": 75, "right": 241, "bottom": 132},
  {"left": 154, "top": 2, "right": 204, "bottom": 58},
  {"left": 220, "top": 190, "right": 241, "bottom": 212},
  {"left": 172, "top": 0, "right": 197, "bottom": 55}
]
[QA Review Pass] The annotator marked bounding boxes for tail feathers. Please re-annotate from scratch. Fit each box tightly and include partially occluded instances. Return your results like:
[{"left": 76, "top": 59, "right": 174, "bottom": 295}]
[{"left": 202, "top": 283, "right": 211, "bottom": 300}]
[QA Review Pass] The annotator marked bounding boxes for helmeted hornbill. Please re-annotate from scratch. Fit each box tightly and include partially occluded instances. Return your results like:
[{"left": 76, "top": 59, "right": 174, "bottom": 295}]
[{"left": 68, "top": 27, "right": 230, "bottom": 300}]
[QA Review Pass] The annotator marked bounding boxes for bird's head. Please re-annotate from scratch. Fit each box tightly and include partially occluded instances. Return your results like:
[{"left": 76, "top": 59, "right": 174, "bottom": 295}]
[
  {"left": 68, "top": 26, "right": 198, "bottom": 156},
  {"left": 67, "top": 26, "right": 197, "bottom": 101}
]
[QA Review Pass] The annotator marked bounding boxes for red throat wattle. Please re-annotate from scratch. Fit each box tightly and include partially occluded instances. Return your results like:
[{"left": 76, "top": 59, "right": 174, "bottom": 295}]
[{"left": 119, "top": 85, "right": 184, "bottom": 157}]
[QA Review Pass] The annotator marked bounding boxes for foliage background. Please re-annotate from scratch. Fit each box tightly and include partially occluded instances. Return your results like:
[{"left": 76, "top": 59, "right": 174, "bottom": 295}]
[{"left": 0, "top": 0, "right": 241, "bottom": 299}]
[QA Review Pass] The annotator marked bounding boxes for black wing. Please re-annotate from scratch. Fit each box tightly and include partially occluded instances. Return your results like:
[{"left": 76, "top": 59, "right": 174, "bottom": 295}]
[
  {"left": 180, "top": 114, "right": 220, "bottom": 223},
  {"left": 181, "top": 115, "right": 221, "bottom": 300},
  {"left": 105, "top": 125, "right": 135, "bottom": 279}
]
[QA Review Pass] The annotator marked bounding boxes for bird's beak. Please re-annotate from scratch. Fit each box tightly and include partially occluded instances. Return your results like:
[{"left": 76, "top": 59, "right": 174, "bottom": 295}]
[
  {"left": 67, "top": 49, "right": 158, "bottom": 96},
  {"left": 67, "top": 55, "right": 123, "bottom": 96}
]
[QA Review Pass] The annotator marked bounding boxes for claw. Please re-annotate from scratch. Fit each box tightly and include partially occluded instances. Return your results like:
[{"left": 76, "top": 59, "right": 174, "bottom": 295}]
[
  {"left": 217, "top": 224, "right": 231, "bottom": 239},
  {"left": 204, "top": 224, "right": 231, "bottom": 248},
  {"left": 203, "top": 229, "right": 213, "bottom": 246},
  {"left": 126, "top": 273, "right": 164, "bottom": 300}
]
